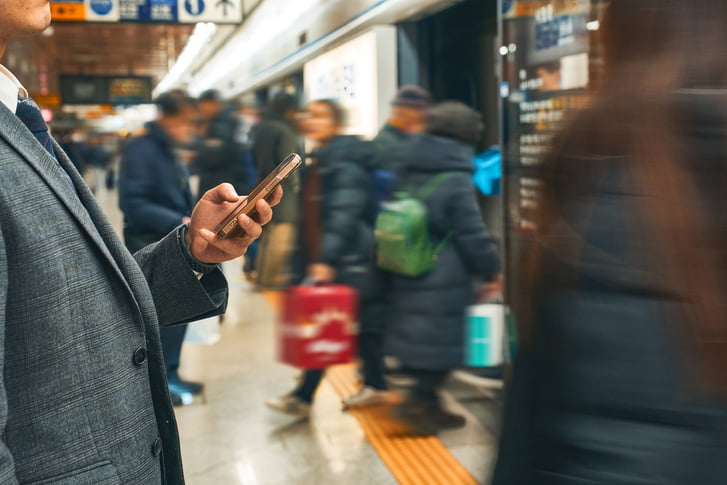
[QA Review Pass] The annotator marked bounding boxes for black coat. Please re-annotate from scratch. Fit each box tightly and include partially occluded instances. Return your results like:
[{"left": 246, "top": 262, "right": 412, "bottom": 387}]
[
  {"left": 118, "top": 122, "right": 195, "bottom": 251},
  {"left": 293, "top": 135, "right": 388, "bottom": 333},
  {"left": 195, "top": 106, "right": 245, "bottom": 198},
  {"left": 385, "top": 134, "right": 500, "bottom": 370},
  {"left": 372, "top": 122, "right": 409, "bottom": 174},
  {"left": 493, "top": 93, "right": 727, "bottom": 484}
]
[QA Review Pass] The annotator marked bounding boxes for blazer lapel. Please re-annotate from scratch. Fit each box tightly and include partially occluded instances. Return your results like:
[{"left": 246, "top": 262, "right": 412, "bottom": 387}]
[
  {"left": 52, "top": 138, "right": 149, "bottom": 296},
  {"left": 0, "top": 105, "right": 135, "bottom": 294}
]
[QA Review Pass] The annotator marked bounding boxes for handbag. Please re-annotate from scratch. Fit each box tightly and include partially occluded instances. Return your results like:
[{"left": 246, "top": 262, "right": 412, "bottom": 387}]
[{"left": 278, "top": 284, "right": 359, "bottom": 369}]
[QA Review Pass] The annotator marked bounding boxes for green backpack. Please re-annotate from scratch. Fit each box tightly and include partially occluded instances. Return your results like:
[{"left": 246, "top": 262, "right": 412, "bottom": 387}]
[{"left": 374, "top": 172, "right": 454, "bottom": 277}]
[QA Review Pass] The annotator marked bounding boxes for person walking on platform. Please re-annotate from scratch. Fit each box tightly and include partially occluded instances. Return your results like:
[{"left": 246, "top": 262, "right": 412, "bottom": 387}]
[
  {"left": 266, "top": 99, "right": 390, "bottom": 417},
  {"left": 493, "top": 2, "right": 727, "bottom": 483},
  {"left": 118, "top": 90, "right": 204, "bottom": 405},
  {"left": 194, "top": 89, "right": 248, "bottom": 199},
  {"left": 385, "top": 101, "right": 501, "bottom": 436},
  {"left": 251, "top": 91, "right": 302, "bottom": 289},
  {"left": 372, "top": 85, "right": 432, "bottom": 205},
  {"left": 0, "top": 3, "right": 281, "bottom": 483}
]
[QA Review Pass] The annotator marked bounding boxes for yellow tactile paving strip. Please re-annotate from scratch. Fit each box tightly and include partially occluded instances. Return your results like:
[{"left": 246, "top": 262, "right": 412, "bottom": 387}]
[
  {"left": 263, "top": 291, "right": 479, "bottom": 485},
  {"left": 326, "top": 364, "right": 479, "bottom": 485}
]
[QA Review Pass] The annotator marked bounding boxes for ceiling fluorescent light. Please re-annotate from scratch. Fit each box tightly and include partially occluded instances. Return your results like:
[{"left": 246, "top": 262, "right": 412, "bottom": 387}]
[{"left": 154, "top": 22, "right": 218, "bottom": 97}]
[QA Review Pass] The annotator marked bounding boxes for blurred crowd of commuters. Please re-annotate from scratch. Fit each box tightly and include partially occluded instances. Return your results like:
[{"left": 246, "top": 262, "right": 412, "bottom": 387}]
[{"left": 106, "top": 81, "right": 502, "bottom": 431}]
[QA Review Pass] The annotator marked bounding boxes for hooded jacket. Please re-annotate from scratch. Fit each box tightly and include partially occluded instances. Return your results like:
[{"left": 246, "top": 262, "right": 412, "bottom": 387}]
[{"left": 385, "top": 134, "right": 500, "bottom": 370}]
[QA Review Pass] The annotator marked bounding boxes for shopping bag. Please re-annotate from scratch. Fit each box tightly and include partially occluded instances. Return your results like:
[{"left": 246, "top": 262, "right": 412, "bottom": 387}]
[
  {"left": 184, "top": 315, "right": 221, "bottom": 345},
  {"left": 465, "top": 304, "right": 506, "bottom": 366},
  {"left": 279, "top": 284, "right": 358, "bottom": 369}
]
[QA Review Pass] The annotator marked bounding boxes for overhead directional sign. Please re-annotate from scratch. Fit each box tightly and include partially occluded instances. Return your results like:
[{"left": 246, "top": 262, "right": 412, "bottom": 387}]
[
  {"left": 51, "top": 0, "right": 121, "bottom": 22},
  {"left": 51, "top": 0, "right": 242, "bottom": 23},
  {"left": 178, "top": 0, "right": 241, "bottom": 23}
]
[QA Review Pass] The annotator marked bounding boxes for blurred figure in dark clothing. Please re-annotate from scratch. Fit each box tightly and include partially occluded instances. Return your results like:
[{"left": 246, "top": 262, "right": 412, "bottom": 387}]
[
  {"left": 61, "top": 128, "right": 88, "bottom": 175},
  {"left": 119, "top": 89, "right": 203, "bottom": 405},
  {"left": 493, "top": 2, "right": 727, "bottom": 484},
  {"left": 372, "top": 85, "right": 432, "bottom": 206},
  {"left": 195, "top": 89, "right": 248, "bottom": 198},
  {"left": 83, "top": 133, "right": 111, "bottom": 194},
  {"left": 385, "top": 101, "right": 501, "bottom": 435},
  {"left": 266, "top": 99, "right": 390, "bottom": 417},
  {"left": 251, "top": 91, "right": 301, "bottom": 288}
]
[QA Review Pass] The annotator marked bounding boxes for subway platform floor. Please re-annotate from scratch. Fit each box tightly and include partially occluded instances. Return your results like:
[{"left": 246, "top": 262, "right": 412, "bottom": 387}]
[{"left": 96, "top": 187, "right": 503, "bottom": 485}]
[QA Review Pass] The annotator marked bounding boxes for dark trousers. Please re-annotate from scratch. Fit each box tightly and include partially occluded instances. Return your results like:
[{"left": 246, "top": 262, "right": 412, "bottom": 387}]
[
  {"left": 360, "top": 333, "right": 387, "bottom": 391},
  {"left": 404, "top": 368, "right": 449, "bottom": 402},
  {"left": 161, "top": 324, "right": 188, "bottom": 377},
  {"left": 292, "top": 332, "right": 387, "bottom": 403}
]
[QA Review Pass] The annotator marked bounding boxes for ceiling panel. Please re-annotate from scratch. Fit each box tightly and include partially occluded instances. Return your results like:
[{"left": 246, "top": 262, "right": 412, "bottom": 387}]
[{"left": 3, "top": 22, "right": 194, "bottom": 100}]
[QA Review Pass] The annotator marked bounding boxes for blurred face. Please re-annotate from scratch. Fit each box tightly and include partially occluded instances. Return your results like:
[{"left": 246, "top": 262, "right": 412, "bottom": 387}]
[
  {"left": 390, "top": 106, "right": 426, "bottom": 134},
  {"left": 160, "top": 106, "right": 198, "bottom": 144},
  {"left": 301, "top": 102, "right": 340, "bottom": 144},
  {"left": 199, "top": 100, "right": 221, "bottom": 121},
  {"left": 0, "top": 1, "right": 51, "bottom": 51}
]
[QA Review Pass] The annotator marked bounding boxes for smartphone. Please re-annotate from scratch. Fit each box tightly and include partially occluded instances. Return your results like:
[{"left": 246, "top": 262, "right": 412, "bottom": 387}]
[{"left": 215, "top": 153, "right": 302, "bottom": 239}]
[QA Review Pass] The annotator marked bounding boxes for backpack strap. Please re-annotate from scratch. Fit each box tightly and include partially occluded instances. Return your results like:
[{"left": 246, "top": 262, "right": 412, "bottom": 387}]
[
  {"left": 415, "top": 172, "right": 456, "bottom": 200},
  {"left": 432, "top": 231, "right": 453, "bottom": 258},
  {"left": 418, "top": 172, "right": 456, "bottom": 257}
]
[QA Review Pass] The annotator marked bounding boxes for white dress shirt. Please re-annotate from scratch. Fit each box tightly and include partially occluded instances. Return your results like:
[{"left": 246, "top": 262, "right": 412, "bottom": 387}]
[{"left": 0, "top": 64, "right": 28, "bottom": 113}]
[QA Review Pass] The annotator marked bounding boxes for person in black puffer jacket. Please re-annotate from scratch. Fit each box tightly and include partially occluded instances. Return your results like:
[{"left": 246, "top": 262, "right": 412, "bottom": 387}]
[
  {"left": 266, "top": 99, "right": 391, "bottom": 418},
  {"left": 386, "top": 101, "right": 501, "bottom": 435}
]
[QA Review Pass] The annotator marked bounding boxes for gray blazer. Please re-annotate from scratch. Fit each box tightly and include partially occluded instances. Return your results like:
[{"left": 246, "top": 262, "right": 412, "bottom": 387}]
[{"left": 0, "top": 103, "right": 227, "bottom": 484}]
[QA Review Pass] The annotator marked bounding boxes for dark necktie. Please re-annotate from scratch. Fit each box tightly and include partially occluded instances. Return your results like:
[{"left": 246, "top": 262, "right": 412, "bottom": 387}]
[
  {"left": 15, "top": 96, "right": 56, "bottom": 158},
  {"left": 16, "top": 96, "right": 76, "bottom": 190}
]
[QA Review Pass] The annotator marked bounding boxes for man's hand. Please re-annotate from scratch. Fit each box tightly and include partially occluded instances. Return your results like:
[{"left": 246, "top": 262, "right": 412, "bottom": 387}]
[
  {"left": 186, "top": 183, "right": 283, "bottom": 264},
  {"left": 478, "top": 273, "right": 503, "bottom": 303},
  {"left": 307, "top": 264, "right": 336, "bottom": 284}
]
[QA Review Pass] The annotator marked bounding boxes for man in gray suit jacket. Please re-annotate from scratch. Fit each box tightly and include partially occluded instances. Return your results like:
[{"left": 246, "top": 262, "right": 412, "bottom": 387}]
[{"left": 0, "top": 3, "right": 282, "bottom": 483}]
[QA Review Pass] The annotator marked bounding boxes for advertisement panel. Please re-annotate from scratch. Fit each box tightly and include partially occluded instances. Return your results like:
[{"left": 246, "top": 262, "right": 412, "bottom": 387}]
[{"left": 303, "top": 27, "right": 397, "bottom": 139}]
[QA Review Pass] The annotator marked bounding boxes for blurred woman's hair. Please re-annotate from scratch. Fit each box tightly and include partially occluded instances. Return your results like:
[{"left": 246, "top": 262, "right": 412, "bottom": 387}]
[
  {"left": 309, "top": 99, "right": 347, "bottom": 126},
  {"left": 529, "top": 0, "right": 727, "bottom": 396},
  {"left": 426, "top": 101, "right": 483, "bottom": 145}
]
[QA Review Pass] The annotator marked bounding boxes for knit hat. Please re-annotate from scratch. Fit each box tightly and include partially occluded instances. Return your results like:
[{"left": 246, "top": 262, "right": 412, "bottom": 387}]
[
  {"left": 391, "top": 85, "right": 432, "bottom": 110},
  {"left": 426, "top": 101, "right": 483, "bottom": 144}
]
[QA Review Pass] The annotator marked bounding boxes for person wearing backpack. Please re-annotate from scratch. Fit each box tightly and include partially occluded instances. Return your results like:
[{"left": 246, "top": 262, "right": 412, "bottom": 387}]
[
  {"left": 384, "top": 101, "right": 501, "bottom": 435},
  {"left": 266, "top": 99, "right": 391, "bottom": 417}
]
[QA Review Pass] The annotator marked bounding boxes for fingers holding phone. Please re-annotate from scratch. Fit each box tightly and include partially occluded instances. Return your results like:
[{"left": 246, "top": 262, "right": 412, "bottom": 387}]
[
  {"left": 185, "top": 184, "right": 274, "bottom": 264},
  {"left": 215, "top": 153, "right": 301, "bottom": 239}
]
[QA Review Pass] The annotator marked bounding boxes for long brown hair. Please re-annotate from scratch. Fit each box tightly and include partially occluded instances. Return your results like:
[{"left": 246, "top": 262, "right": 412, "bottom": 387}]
[{"left": 530, "top": 0, "right": 727, "bottom": 396}]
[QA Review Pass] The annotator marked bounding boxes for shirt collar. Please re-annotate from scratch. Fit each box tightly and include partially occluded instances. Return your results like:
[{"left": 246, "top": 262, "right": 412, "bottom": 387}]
[{"left": 0, "top": 64, "right": 28, "bottom": 113}]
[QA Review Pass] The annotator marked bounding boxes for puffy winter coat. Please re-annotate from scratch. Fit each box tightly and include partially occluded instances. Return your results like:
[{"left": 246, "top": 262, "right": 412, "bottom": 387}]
[
  {"left": 385, "top": 134, "right": 500, "bottom": 369},
  {"left": 292, "top": 135, "right": 388, "bottom": 333}
]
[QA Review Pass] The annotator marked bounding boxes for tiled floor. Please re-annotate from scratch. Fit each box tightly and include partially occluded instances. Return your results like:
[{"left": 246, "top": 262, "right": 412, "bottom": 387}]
[{"left": 97, "top": 184, "right": 502, "bottom": 485}]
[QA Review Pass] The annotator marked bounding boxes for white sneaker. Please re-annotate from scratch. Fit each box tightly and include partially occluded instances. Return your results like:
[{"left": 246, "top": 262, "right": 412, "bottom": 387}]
[
  {"left": 266, "top": 394, "right": 311, "bottom": 418},
  {"left": 343, "top": 386, "right": 389, "bottom": 409}
]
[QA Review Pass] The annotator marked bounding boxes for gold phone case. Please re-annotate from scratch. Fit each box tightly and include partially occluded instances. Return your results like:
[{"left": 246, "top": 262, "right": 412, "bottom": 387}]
[{"left": 215, "top": 153, "right": 302, "bottom": 239}]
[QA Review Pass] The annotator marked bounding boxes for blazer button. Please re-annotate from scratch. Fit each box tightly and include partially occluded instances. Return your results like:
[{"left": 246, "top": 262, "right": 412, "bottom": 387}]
[
  {"left": 133, "top": 347, "right": 147, "bottom": 365},
  {"left": 151, "top": 437, "right": 163, "bottom": 458}
]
